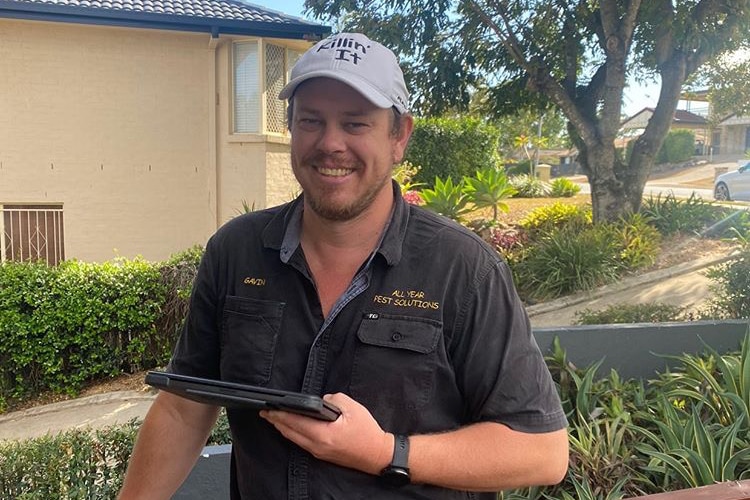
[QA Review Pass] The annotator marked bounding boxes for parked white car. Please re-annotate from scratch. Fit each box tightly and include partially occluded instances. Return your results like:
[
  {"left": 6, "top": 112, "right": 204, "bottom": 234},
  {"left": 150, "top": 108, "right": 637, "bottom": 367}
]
[{"left": 714, "top": 161, "right": 750, "bottom": 201}]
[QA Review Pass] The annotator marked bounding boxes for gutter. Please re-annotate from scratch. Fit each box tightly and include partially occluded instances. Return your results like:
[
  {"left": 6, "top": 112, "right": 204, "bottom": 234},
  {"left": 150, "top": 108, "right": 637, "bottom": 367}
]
[{"left": 0, "top": 0, "right": 330, "bottom": 39}]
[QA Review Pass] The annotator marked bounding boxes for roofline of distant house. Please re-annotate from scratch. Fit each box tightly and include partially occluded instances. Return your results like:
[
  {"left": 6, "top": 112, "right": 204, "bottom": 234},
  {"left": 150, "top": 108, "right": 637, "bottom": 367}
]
[{"left": 0, "top": 0, "right": 331, "bottom": 39}]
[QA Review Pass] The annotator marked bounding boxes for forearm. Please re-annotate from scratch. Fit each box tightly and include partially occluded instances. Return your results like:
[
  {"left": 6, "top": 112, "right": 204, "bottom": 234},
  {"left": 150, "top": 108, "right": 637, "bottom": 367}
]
[
  {"left": 118, "top": 392, "right": 221, "bottom": 500},
  {"left": 408, "top": 422, "right": 568, "bottom": 491}
]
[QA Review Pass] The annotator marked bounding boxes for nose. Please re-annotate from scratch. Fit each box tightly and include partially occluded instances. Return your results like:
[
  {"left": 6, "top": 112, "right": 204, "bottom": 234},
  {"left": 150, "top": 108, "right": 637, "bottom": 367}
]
[{"left": 316, "top": 124, "right": 346, "bottom": 155}]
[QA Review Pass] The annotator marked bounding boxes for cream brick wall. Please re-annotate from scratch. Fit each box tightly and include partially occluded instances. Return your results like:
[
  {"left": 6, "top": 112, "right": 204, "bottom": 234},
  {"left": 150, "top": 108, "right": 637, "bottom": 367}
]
[
  {"left": 0, "top": 20, "right": 307, "bottom": 262},
  {"left": 0, "top": 19, "right": 217, "bottom": 262}
]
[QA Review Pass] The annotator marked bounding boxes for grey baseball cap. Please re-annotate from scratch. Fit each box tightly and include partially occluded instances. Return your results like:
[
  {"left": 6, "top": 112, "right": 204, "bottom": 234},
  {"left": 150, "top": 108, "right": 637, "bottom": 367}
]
[{"left": 279, "top": 32, "right": 409, "bottom": 114}]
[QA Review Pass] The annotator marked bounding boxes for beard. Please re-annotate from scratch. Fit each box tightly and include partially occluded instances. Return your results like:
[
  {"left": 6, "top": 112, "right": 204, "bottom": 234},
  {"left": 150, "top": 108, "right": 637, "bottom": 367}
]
[{"left": 294, "top": 153, "right": 393, "bottom": 222}]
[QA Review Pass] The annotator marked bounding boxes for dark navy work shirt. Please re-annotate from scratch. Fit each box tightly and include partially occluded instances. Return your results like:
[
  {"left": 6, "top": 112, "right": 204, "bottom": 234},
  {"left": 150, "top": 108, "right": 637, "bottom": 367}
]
[{"left": 169, "top": 182, "right": 567, "bottom": 499}]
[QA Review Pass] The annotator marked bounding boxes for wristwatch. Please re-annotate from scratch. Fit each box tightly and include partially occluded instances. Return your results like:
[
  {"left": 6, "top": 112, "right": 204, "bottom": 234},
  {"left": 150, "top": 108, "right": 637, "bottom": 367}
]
[{"left": 380, "top": 434, "right": 410, "bottom": 487}]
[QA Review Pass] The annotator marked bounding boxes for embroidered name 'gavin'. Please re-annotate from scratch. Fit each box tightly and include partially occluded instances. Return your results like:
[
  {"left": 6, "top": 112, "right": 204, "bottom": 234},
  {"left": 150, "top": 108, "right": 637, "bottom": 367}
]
[{"left": 243, "top": 277, "right": 266, "bottom": 286}]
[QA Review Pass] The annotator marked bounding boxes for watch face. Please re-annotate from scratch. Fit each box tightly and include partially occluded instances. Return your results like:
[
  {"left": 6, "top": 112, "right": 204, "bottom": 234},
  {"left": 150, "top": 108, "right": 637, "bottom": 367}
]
[{"left": 381, "top": 466, "right": 410, "bottom": 487}]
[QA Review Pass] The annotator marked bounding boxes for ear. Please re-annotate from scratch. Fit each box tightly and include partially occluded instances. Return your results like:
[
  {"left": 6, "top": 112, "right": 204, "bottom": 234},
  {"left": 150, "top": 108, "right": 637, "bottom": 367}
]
[{"left": 392, "top": 114, "right": 414, "bottom": 164}]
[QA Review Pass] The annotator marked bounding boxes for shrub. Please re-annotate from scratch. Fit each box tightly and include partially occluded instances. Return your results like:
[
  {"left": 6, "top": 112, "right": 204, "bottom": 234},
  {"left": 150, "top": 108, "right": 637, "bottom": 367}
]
[
  {"left": 0, "top": 258, "right": 165, "bottom": 406},
  {"left": 392, "top": 160, "right": 423, "bottom": 193},
  {"left": 405, "top": 116, "right": 502, "bottom": 187},
  {"left": 574, "top": 303, "right": 687, "bottom": 325},
  {"left": 0, "top": 411, "right": 231, "bottom": 499},
  {"left": 0, "top": 249, "right": 202, "bottom": 410},
  {"left": 640, "top": 192, "right": 721, "bottom": 235},
  {"left": 549, "top": 177, "right": 581, "bottom": 197},
  {"left": 512, "top": 226, "right": 620, "bottom": 301},
  {"left": 518, "top": 202, "right": 593, "bottom": 239},
  {"left": 702, "top": 249, "right": 750, "bottom": 319},
  {"left": 0, "top": 422, "right": 139, "bottom": 498},
  {"left": 509, "top": 173, "right": 550, "bottom": 198},
  {"left": 656, "top": 129, "right": 695, "bottom": 164},
  {"left": 601, "top": 213, "right": 662, "bottom": 271}
]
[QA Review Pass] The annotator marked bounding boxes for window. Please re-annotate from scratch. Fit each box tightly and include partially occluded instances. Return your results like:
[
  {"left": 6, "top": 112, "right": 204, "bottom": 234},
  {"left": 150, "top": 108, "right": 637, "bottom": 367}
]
[
  {"left": 233, "top": 40, "right": 302, "bottom": 135},
  {"left": 0, "top": 204, "right": 65, "bottom": 266}
]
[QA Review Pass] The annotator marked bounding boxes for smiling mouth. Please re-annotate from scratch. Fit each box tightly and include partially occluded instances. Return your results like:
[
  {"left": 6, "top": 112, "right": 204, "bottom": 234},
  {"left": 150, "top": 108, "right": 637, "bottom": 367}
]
[{"left": 317, "top": 166, "right": 353, "bottom": 177}]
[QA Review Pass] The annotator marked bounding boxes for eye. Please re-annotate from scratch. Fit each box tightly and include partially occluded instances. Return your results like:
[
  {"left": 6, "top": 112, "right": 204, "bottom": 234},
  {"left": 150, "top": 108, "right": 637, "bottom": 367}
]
[
  {"left": 345, "top": 122, "right": 369, "bottom": 132},
  {"left": 296, "top": 117, "right": 322, "bottom": 130}
]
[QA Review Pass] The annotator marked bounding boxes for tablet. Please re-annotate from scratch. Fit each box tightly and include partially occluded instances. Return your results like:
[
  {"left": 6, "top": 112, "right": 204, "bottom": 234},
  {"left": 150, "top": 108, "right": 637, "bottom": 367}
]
[{"left": 145, "top": 371, "right": 341, "bottom": 421}]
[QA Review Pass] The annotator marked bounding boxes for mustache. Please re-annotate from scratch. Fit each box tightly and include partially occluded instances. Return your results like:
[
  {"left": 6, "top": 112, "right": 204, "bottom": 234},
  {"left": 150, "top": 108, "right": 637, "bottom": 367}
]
[{"left": 304, "top": 152, "right": 357, "bottom": 168}]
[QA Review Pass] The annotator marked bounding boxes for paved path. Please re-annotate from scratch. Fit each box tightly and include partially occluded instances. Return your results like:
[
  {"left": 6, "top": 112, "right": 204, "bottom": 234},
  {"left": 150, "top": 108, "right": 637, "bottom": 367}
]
[
  {"left": 0, "top": 390, "right": 156, "bottom": 441},
  {"left": 528, "top": 251, "right": 737, "bottom": 328}
]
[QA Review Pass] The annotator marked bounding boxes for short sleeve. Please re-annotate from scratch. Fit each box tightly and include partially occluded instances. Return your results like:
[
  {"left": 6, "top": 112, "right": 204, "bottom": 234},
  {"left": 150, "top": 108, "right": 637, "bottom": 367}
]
[
  {"left": 451, "top": 259, "right": 567, "bottom": 433},
  {"left": 167, "top": 235, "right": 223, "bottom": 379}
]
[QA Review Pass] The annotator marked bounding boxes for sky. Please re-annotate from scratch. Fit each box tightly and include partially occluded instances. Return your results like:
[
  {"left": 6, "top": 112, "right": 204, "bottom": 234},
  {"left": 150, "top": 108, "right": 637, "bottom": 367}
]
[{"left": 269, "top": 0, "right": 659, "bottom": 117}]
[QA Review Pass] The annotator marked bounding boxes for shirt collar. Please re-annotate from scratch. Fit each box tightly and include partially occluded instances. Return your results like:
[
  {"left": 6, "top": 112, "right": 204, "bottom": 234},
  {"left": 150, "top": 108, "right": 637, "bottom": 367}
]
[{"left": 262, "top": 180, "right": 409, "bottom": 267}]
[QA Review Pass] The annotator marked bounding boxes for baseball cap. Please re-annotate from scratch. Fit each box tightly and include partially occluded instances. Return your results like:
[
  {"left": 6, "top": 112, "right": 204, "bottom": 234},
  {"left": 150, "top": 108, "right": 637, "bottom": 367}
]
[{"left": 278, "top": 32, "right": 409, "bottom": 114}]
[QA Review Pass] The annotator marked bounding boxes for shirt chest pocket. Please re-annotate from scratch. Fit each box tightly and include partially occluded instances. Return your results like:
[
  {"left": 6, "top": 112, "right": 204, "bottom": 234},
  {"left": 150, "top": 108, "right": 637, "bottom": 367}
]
[
  {"left": 349, "top": 314, "right": 442, "bottom": 414},
  {"left": 220, "top": 295, "right": 285, "bottom": 386}
]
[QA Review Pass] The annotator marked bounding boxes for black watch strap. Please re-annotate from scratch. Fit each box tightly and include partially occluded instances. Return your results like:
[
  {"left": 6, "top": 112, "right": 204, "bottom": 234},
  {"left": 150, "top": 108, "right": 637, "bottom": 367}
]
[
  {"left": 380, "top": 434, "right": 410, "bottom": 486},
  {"left": 391, "top": 434, "right": 410, "bottom": 470}
]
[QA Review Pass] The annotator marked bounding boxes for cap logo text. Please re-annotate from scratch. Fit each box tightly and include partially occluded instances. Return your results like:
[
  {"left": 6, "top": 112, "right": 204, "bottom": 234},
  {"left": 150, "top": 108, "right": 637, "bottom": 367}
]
[{"left": 317, "top": 37, "right": 370, "bottom": 65}]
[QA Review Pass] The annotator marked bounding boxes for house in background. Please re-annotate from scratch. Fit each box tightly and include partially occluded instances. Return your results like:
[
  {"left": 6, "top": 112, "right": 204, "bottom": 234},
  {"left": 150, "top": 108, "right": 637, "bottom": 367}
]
[
  {"left": 620, "top": 107, "right": 710, "bottom": 155},
  {"left": 0, "top": 0, "right": 329, "bottom": 264},
  {"left": 716, "top": 114, "right": 750, "bottom": 155}
]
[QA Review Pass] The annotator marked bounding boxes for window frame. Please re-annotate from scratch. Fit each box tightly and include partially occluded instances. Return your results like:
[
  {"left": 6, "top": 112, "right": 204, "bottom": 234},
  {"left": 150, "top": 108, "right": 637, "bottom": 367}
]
[{"left": 231, "top": 38, "right": 303, "bottom": 138}]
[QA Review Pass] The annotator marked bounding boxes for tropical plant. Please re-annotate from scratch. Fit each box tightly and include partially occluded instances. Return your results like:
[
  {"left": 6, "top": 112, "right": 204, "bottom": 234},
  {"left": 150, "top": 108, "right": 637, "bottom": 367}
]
[
  {"left": 640, "top": 193, "right": 721, "bottom": 235},
  {"left": 462, "top": 166, "right": 517, "bottom": 222},
  {"left": 420, "top": 176, "right": 473, "bottom": 222},
  {"left": 651, "top": 338, "right": 750, "bottom": 430},
  {"left": 509, "top": 174, "right": 550, "bottom": 198},
  {"left": 549, "top": 177, "right": 582, "bottom": 198},
  {"left": 234, "top": 199, "right": 255, "bottom": 215},
  {"left": 635, "top": 395, "right": 750, "bottom": 488},
  {"left": 513, "top": 133, "right": 549, "bottom": 176}
]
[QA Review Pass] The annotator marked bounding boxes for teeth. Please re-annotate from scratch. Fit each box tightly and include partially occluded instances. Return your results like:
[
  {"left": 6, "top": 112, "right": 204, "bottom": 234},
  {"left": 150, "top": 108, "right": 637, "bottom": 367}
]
[{"left": 318, "top": 167, "right": 351, "bottom": 177}]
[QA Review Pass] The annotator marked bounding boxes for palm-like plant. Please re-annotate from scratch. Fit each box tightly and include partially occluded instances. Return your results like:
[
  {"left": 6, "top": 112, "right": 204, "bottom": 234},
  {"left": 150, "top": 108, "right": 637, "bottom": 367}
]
[
  {"left": 420, "top": 176, "right": 473, "bottom": 222},
  {"left": 462, "top": 167, "right": 517, "bottom": 222}
]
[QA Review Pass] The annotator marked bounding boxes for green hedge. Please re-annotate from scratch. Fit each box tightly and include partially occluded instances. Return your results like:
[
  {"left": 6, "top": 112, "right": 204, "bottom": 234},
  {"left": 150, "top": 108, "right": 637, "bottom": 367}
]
[
  {"left": 0, "top": 412, "right": 230, "bottom": 499},
  {"left": 0, "top": 247, "right": 202, "bottom": 410},
  {"left": 625, "top": 129, "right": 696, "bottom": 165},
  {"left": 0, "top": 422, "right": 139, "bottom": 498},
  {"left": 405, "top": 116, "right": 502, "bottom": 187},
  {"left": 657, "top": 129, "right": 695, "bottom": 164}
]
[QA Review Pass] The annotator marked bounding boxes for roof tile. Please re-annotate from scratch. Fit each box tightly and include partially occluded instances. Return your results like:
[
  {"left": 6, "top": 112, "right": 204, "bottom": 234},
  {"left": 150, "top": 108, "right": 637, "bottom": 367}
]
[{"left": 9, "top": 0, "right": 316, "bottom": 25}]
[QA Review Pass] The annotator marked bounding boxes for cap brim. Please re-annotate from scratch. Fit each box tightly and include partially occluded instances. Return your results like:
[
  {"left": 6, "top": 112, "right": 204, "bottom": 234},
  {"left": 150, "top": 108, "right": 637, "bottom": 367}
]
[{"left": 278, "top": 70, "right": 399, "bottom": 111}]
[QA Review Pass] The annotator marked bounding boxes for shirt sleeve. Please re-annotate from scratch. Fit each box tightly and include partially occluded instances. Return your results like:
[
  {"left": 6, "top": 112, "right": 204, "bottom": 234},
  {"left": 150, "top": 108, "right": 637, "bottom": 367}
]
[
  {"left": 166, "top": 235, "right": 223, "bottom": 380},
  {"left": 451, "top": 258, "right": 567, "bottom": 433}
]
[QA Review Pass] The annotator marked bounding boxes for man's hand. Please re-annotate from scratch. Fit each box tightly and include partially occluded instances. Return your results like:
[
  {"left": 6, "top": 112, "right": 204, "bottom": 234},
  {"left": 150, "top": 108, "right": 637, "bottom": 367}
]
[{"left": 260, "top": 392, "right": 392, "bottom": 476}]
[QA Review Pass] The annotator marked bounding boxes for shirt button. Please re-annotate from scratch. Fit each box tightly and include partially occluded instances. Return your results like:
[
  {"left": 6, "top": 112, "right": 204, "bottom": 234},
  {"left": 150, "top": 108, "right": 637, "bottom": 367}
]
[{"left": 391, "top": 332, "right": 403, "bottom": 342}]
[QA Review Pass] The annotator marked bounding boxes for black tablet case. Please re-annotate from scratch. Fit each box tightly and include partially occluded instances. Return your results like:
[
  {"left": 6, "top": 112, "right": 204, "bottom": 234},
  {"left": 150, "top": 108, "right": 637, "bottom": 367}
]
[{"left": 145, "top": 371, "right": 340, "bottom": 421}]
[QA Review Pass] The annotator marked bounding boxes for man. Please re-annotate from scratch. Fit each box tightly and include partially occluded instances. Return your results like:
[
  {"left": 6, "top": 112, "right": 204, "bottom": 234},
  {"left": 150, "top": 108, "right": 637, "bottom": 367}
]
[{"left": 119, "top": 32, "right": 568, "bottom": 499}]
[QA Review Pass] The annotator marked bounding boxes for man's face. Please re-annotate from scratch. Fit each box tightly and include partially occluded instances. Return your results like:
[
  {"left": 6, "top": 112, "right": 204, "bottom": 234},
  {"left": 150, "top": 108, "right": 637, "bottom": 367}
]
[{"left": 289, "top": 78, "right": 412, "bottom": 222}]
